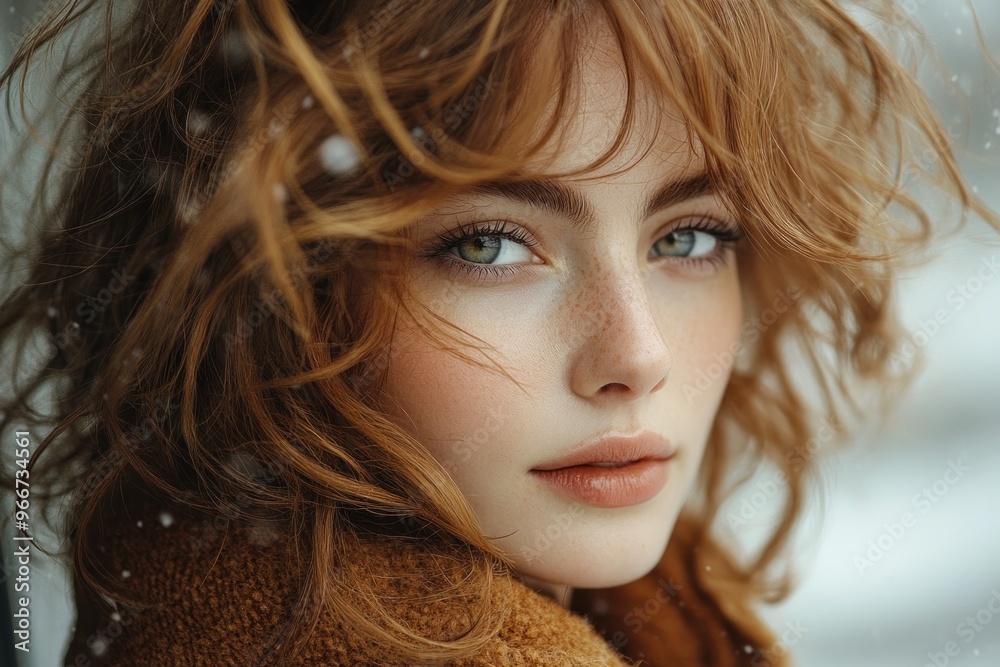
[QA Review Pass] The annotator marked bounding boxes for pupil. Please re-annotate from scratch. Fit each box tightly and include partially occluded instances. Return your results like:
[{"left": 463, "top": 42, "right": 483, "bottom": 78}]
[
  {"left": 459, "top": 235, "right": 501, "bottom": 263},
  {"left": 659, "top": 230, "right": 694, "bottom": 256}
]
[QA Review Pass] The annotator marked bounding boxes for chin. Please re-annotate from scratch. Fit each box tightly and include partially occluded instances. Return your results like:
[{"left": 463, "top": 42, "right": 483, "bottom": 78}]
[{"left": 516, "top": 510, "right": 680, "bottom": 591}]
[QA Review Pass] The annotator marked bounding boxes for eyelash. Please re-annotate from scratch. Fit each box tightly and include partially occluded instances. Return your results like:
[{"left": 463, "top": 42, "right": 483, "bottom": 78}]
[
  {"left": 419, "top": 215, "right": 742, "bottom": 282},
  {"left": 661, "top": 215, "right": 743, "bottom": 269}
]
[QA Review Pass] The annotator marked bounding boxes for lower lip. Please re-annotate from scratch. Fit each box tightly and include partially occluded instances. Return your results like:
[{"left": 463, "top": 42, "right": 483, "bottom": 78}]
[{"left": 529, "top": 458, "right": 670, "bottom": 509}]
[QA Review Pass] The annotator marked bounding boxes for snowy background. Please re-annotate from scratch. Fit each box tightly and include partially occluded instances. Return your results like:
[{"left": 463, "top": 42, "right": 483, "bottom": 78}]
[
  {"left": 2, "top": 2, "right": 999, "bottom": 666},
  {"left": 743, "top": 4, "right": 1000, "bottom": 666}
]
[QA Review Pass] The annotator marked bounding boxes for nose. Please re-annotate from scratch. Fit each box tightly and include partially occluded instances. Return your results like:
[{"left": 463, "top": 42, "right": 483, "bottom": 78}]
[{"left": 567, "top": 262, "right": 672, "bottom": 401}]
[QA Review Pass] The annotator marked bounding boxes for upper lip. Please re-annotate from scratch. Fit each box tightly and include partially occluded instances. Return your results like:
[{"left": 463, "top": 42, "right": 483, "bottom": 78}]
[{"left": 530, "top": 430, "right": 676, "bottom": 471}]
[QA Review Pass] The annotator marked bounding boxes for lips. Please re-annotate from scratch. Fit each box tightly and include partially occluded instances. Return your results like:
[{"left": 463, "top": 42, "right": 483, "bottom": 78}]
[
  {"left": 528, "top": 431, "right": 676, "bottom": 508},
  {"left": 530, "top": 431, "right": 675, "bottom": 471}
]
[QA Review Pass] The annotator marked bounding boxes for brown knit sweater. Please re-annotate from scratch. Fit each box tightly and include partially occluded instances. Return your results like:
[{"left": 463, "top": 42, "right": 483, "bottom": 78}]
[{"left": 62, "top": 482, "right": 639, "bottom": 666}]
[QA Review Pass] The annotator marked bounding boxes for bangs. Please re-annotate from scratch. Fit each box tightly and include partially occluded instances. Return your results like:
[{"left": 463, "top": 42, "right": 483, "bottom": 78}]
[{"left": 256, "top": 0, "right": 928, "bottom": 271}]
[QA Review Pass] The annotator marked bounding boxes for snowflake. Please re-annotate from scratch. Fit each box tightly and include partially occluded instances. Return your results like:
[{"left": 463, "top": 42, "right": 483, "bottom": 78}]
[
  {"left": 318, "top": 134, "right": 361, "bottom": 175},
  {"left": 187, "top": 109, "right": 212, "bottom": 135},
  {"left": 90, "top": 638, "right": 108, "bottom": 657}
]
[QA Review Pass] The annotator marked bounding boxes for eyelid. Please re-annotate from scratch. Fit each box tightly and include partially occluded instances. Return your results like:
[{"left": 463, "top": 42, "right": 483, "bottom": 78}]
[
  {"left": 418, "top": 218, "right": 540, "bottom": 259},
  {"left": 653, "top": 213, "right": 742, "bottom": 241},
  {"left": 425, "top": 210, "right": 739, "bottom": 246},
  {"left": 445, "top": 217, "right": 539, "bottom": 245}
]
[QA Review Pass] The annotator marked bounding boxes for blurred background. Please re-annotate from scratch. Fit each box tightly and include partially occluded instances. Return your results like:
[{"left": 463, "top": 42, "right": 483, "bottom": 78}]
[
  {"left": 1, "top": 1, "right": 998, "bottom": 666},
  {"left": 738, "top": 4, "right": 1000, "bottom": 666}
]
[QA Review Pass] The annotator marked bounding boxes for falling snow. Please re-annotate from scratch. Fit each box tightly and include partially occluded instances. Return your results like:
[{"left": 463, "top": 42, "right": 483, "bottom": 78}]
[
  {"left": 187, "top": 109, "right": 211, "bottom": 135},
  {"left": 159, "top": 511, "right": 175, "bottom": 528},
  {"left": 136, "top": 520, "right": 143, "bottom": 528},
  {"left": 90, "top": 638, "right": 108, "bottom": 657},
  {"left": 302, "top": 94, "right": 314, "bottom": 110},
  {"left": 220, "top": 30, "right": 252, "bottom": 66},
  {"left": 121, "top": 569, "right": 131, "bottom": 579},
  {"left": 418, "top": 47, "right": 429, "bottom": 59},
  {"left": 318, "top": 134, "right": 361, "bottom": 175},
  {"left": 176, "top": 193, "right": 204, "bottom": 225},
  {"left": 266, "top": 116, "right": 285, "bottom": 138}
]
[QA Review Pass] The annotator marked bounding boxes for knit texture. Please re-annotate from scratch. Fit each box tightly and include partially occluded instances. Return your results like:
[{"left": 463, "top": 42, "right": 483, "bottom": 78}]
[{"left": 62, "top": 482, "right": 638, "bottom": 666}]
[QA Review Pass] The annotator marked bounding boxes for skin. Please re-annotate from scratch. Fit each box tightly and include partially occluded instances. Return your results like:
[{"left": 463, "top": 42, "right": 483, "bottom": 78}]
[{"left": 379, "top": 14, "right": 743, "bottom": 608}]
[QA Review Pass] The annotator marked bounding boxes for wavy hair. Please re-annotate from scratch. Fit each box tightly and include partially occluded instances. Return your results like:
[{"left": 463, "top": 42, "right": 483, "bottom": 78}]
[{"left": 1, "top": 0, "right": 997, "bottom": 664}]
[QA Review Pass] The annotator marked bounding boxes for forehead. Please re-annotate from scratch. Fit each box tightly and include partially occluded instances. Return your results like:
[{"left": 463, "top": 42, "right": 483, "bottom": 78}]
[{"left": 524, "top": 9, "right": 703, "bottom": 181}]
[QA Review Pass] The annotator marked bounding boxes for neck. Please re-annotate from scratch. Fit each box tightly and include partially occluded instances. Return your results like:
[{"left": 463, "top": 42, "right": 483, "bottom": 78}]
[{"left": 518, "top": 575, "right": 573, "bottom": 609}]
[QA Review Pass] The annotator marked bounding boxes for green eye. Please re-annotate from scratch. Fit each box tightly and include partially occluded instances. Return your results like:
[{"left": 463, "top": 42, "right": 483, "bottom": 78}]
[
  {"left": 451, "top": 235, "right": 504, "bottom": 263},
  {"left": 650, "top": 229, "right": 718, "bottom": 258}
]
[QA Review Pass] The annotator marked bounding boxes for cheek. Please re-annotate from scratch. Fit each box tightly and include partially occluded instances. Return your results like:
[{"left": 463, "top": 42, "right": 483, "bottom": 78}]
[
  {"left": 678, "top": 288, "right": 742, "bottom": 378},
  {"left": 378, "top": 322, "right": 523, "bottom": 476},
  {"left": 657, "top": 271, "right": 743, "bottom": 422}
]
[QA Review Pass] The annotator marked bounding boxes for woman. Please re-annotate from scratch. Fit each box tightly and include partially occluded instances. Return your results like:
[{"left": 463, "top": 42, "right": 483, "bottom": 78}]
[{"left": 1, "top": 0, "right": 996, "bottom": 665}]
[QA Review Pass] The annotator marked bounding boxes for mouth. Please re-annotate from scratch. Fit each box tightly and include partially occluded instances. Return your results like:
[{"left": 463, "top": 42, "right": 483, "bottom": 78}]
[
  {"left": 529, "top": 458, "right": 672, "bottom": 508},
  {"left": 529, "top": 431, "right": 675, "bottom": 508},
  {"left": 530, "top": 431, "right": 676, "bottom": 472}
]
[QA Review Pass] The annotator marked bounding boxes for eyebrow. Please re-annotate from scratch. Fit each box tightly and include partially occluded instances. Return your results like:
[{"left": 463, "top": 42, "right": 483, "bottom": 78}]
[{"left": 465, "top": 172, "right": 716, "bottom": 233}]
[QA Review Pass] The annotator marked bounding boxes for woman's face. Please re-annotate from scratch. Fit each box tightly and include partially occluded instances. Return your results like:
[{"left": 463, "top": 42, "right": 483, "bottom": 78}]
[{"left": 380, "top": 19, "right": 743, "bottom": 596}]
